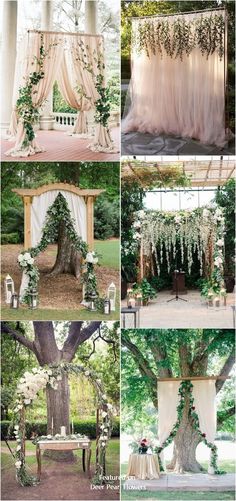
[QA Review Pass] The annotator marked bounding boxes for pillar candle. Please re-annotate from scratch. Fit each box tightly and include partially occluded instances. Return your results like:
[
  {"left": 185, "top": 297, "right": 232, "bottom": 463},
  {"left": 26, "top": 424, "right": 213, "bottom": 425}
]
[{"left": 60, "top": 426, "right": 66, "bottom": 436}]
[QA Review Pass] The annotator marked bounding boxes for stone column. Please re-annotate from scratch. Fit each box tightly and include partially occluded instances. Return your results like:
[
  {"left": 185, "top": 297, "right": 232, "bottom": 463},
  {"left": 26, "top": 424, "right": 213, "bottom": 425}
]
[
  {"left": 39, "top": 0, "right": 55, "bottom": 130},
  {"left": 85, "top": 0, "right": 97, "bottom": 34},
  {"left": 1, "top": 0, "right": 18, "bottom": 130}
]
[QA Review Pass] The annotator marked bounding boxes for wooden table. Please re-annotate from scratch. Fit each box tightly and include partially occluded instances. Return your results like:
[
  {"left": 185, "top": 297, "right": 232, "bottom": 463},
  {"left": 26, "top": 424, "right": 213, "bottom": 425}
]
[
  {"left": 36, "top": 439, "right": 91, "bottom": 479},
  {"left": 121, "top": 307, "right": 141, "bottom": 328},
  {"left": 127, "top": 453, "right": 160, "bottom": 480}
]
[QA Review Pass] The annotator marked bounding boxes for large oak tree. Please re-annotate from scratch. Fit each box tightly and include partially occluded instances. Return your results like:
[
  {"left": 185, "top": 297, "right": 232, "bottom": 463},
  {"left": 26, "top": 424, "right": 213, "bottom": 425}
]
[{"left": 121, "top": 329, "right": 235, "bottom": 473}]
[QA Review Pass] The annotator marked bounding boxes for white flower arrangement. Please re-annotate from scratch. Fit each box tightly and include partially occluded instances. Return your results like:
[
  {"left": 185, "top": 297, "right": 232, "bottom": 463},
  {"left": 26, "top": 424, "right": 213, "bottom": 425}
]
[
  {"left": 86, "top": 252, "right": 98, "bottom": 265},
  {"left": 15, "top": 461, "right": 22, "bottom": 469},
  {"left": 18, "top": 253, "right": 34, "bottom": 267}
]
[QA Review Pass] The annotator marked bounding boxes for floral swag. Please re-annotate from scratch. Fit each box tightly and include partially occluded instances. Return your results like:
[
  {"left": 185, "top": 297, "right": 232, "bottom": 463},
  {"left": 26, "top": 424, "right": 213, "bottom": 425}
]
[
  {"left": 129, "top": 206, "right": 225, "bottom": 292},
  {"left": 133, "top": 13, "right": 225, "bottom": 60},
  {"left": 155, "top": 380, "right": 225, "bottom": 475},
  {"left": 18, "top": 192, "right": 98, "bottom": 305},
  {"left": 11, "top": 363, "right": 113, "bottom": 487}
]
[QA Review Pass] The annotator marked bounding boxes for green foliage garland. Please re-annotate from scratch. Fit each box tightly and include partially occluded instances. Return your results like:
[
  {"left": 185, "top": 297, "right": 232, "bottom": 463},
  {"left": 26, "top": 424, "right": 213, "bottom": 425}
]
[
  {"left": 133, "top": 13, "right": 225, "bottom": 61},
  {"left": 155, "top": 380, "right": 225, "bottom": 475},
  {"left": 18, "top": 193, "right": 98, "bottom": 305},
  {"left": 76, "top": 40, "right": 112, "bottom": 129},
  {"left": 10, "top": 363, "right": 113, "bottom": 487},
  {"left": 16, "top": 34, "right": 56, "bottom": 148}
]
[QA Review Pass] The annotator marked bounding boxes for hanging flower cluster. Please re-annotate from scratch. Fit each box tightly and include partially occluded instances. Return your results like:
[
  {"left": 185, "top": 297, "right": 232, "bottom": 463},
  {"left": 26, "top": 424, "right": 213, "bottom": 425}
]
[
  {"left": 155, "top": 380, "right": 225, "bottom": 475},
  {"left": 132, "top": 13, "right": 225, "bottom": 61},
  {"left": 132, "top": 206, "right": 225, "bottom": 290},
  {"left": 10, "top": 364, "right": 113, "bottom": 487},
  {"left": 18, "top": 193, "right": 98, "bottom": 305}
]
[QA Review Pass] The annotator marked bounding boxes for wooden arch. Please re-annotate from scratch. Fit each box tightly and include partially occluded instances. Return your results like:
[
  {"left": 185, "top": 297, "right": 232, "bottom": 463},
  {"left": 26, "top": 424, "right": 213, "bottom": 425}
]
[{"left": 12, "top": 183, "right": 105, "bottom": 250}]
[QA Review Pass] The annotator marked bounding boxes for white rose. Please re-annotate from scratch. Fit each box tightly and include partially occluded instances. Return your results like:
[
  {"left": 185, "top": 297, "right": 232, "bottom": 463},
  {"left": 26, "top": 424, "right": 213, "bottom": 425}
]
[
  {"left": 14, "top": 425, "right": 19, "bottom": 431},
  {"left": 16, "top": 445, "right": 21, "bottom": 452},
  {"left": 86, "top": 252, "right": 94, "bottom": 263},
  {"left": 216, "top": 239, "right": 224, "bottom": 247},
  {"left": 24, "top": 399, "right": 31, "bottom": 405},
  {"left": 101, "top": 442, "right": 106, "bottom": 447},
  {"left": 24, "top": 253, "right": 31, "bottom": 261},
  {"left": 102, "top": 394, "right": 107, "bottom": 400},
  {"left": 101, "top": 411, "right": 107, "bottom": 418},
  {"left": 84, "top": 371, "right": 90, "bottom": 376},
  {"left": 28, "top": 258, "right": 34, "bottom": 265},
  {"left": 107, "top": 403, "right": 113, "bottom": 410},
  {"left": 18, "top": 255, "right": 24, "bottom": 263},
  {"left": 15, "top": 461, "right": 21, "bottom": 469}
]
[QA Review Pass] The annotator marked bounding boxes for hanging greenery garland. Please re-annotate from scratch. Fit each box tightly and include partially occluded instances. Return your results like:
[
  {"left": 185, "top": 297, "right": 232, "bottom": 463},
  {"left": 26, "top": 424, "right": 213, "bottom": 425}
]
[
  {"left": 133, "top": 13, "right": 225, "bottom": 61},
  {"left": 10, "top": 364, "right": 113, "bottom": 487},
  {"left": 132, "top": 206, "right": 225, "bottom": 292},
  {"left": 155, "top": 380, "right": 225, "bottom": 475},
  {"left": 16, "top": 33, "right": 57, "bottom": 148},
  {"left": 18, "top": 193, "right": 98, "bottom": 305}
]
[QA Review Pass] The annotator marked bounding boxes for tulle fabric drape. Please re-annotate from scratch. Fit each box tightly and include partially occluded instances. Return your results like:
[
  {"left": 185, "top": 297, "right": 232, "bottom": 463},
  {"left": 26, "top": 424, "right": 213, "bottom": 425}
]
[
  {"left": 5, "top": 31, "right": 117, "bottom": 156},
  {"left": 123, "top": 10, "right": 227, "bottom": 147}
]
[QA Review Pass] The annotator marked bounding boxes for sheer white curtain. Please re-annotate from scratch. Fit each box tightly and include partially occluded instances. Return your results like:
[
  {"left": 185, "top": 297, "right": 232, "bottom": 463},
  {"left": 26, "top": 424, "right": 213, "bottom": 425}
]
[
  {"left": 192, "top": 380, "right": 217, "bottom": 474},
  {"left": 31, "top": 190, "right": 87, "bottom": 247},
  {"left": 5, "top": 31, "right": 64, "bottom": 157},
  {"left": 123, "top": 10, "right": 227, "bottom": 147},
  {"left": 158, "top": 380, "right": 180, "bottom": 467}
]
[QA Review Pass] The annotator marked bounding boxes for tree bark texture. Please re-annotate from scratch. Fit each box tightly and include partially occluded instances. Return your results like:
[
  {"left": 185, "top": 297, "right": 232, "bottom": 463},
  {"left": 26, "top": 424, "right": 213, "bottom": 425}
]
[{"left": 50, "top": 221, "right": 82, "bottom": 278}]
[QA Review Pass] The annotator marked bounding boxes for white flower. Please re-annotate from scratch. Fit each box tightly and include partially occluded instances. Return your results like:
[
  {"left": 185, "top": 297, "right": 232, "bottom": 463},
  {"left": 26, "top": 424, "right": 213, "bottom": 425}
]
[
  {"left": 14, "top": 425, "right": 19, "bottom": 431},
  {"left": 86, "top": 252, "right": 94, "bottom": 263},
  {"left": 174, "top": 215, "right": 181, "bottom": 224},
  {"left": 133, "top": 221, "right": 141, "bottom": 229},
  {"left": 101, "top": 442, "right": 106, "bottom": 447},
  {"left": 202, "top": 209, "right": 210, "bottom": 218},
  {"left": 133, "top": 232, "right": 141, "bottom": 240},
  {"left": 47, "top": 435, "right": 52, "bottom": 439},
  {"left": 107, "top": 403, "right": 113, "bottom": 410},
  {"left": 28, "top": 257, "right": 34, "bottom": 265},
  {"left": 16, "top": 445, "right": 21, "bottom": 452},
  {"left": 93, "top": 257, "right": 98, "bottom": 265},
  {"left": 18, "top": 254, "right": 24, "bottom": 263},
  {"left": 137, "top": 210, "right": 145, "bottom": 219},
  {"left": 84, "top": 371, "right": 90, "bottom": 376},
  {"left": 101, "top": 411, "right": 107, "bottom": 418},
  {"left": 102, "top": 394, "right": 107, "bottom": 400},
  {"left": 15, "top": 461, "right": 21, "bottom": 469},
  {"left": 216, "top": 239, "right": 224, "bottom": 247},
  {"left": 24, "top": 252, "right": 31, "bottom": 261},
  {"left": 24, "top": 399, "right": 31, "bottom": 405},
  {"left": 57, "top": 375, "right": 62, "bottom": 381}
]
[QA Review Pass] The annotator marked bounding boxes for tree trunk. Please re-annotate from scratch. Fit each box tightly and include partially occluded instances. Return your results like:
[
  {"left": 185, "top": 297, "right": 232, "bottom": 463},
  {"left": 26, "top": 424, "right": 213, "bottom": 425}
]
[
  {"left": 167, "top": 395, "right": 202, "bottom": 473},
  {"left": 44, "top": 373, "right": 75, "bottom": 462},
  {"left": 49, "top": 220, "right": 81, "bottom": 278}
]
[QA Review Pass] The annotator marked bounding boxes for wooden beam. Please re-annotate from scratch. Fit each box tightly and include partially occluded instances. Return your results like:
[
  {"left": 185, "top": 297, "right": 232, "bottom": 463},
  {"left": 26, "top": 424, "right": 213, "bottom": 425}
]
[
  {"left": 24, "top": 196, "right": 32, "bottom": 250},
  {"left": 86, "top": 196, "right": 94, "bottom": 250},
  {"left": 203, "top": 160, "right": 212, "bottom": 188},
  {"left": 226, "top": 165, "right": 235, "bottom": 180},
  {"left": 12, "top": 183, "right": 104, "bottom": 198},
  {"left": 157, "top": 376, "right": 231, "bottom": 381}
]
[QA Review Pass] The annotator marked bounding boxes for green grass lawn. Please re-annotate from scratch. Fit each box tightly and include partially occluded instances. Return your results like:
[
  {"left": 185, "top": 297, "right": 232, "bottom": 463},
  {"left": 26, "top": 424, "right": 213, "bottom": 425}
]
[
  {"left": 1, "top": 306, "right": 119, "bottom": 321},
  {"left": 95, "top": 239, "right": 120, "bottom": 270},
  {"left": 1, "top": 438, "right": 119, "bottom": 475},
  {"left": 121, "top": 462, "right": 235, "bottom": 501}
]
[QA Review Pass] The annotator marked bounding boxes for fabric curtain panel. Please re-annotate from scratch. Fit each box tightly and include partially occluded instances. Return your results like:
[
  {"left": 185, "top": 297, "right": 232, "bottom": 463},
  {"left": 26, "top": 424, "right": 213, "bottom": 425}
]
[
  {"left": 31, "top": 190, "right": 87, "bottom": 247},
  {"left": 192, "top": 380, "right": 217, "bottom": 474},
  {"left": 158, "top": 380, "right": 180, "bottom": 466},
  {"left": 5, "top": 31, "right": 63, "bottom": 157},
  {"left": 123, "top": 9, "right": 227, "bottom": 147}
]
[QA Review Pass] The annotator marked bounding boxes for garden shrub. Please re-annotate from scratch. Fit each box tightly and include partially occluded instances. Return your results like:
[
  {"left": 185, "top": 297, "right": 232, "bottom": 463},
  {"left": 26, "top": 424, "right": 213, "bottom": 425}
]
[
  {"left": 1, "top": 418, "right": 120, "bottom": 440},
  {"left": 1, "top": 233, "right": 20, "bottom": 244},
  {"left": 94, "top": 198, "right": 119, "bottom": 240}
]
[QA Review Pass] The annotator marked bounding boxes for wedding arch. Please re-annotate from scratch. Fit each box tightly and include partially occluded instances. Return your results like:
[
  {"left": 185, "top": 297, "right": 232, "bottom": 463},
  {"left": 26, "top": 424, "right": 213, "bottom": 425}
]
[
  {"left": 123, "top": 8, "right": 229, "bottom": 147},
  {"left": 156, "top": 376, "right": 229, "bottom": 475},
  {"left": 13, "top": 183, "right": 104, "bottom": 304},
  {"left": 10, "top": 363, "right": 113, "bottom": 486},
  {"left": 6, "top": 29, "right": 118, "bottom": 157},
  {"left": 132, "top": 206, "right": 225, "bottom": 292}
]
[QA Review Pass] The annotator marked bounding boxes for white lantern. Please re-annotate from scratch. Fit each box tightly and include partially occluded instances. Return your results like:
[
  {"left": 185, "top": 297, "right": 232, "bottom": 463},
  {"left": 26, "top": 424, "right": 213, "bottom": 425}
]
[
  {"left": 4, "top": 275, "right": 15, "bottom": 304},
  {"left": 108, "top": 282, "right": 116, "bottom": 311}
]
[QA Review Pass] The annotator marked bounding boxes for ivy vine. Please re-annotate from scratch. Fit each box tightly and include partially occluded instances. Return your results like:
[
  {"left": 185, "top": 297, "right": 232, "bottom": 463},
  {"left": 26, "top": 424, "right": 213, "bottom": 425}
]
[
  {"left": 133, "top": 13, "right": 225, "bottom": 61},
  {"left": 155, "top": 380, "right": 225, "bottom": 475},
  {"left": 16, "top": 34, "right": 56, "bottom": 148}
]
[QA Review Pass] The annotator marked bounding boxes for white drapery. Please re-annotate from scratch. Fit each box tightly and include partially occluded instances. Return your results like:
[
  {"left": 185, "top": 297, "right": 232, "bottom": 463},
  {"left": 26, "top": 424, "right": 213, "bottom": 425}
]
[
  {"left": 123, "top": 10, "right": 228, "bottom": 147},
  {"left": 5, "top": 30, "right": 116, "bottom": 156},
  {"left": 31, "top": 190, "right": 87, "bottom": 247},
  {"left": 157, "top": 380, "right": 217, "bottom": 473}
]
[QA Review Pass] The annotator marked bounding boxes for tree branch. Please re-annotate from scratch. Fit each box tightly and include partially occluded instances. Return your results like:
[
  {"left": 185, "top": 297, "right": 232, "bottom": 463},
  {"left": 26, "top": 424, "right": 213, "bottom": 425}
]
[
  {"left": 216, "top": 347, "right": 235, "bottom": 394},
  {"left": 121, "top": 331, "right": 158, "bottom": 409},
  {"left": 217, "top": 405, "right": 235, "bottom": 426},
  {"left": 1, "top": 322, "right": 35, "bottom": 352},
  {"left": 62, "top": 321, "right": 102, "bottom": 361}
]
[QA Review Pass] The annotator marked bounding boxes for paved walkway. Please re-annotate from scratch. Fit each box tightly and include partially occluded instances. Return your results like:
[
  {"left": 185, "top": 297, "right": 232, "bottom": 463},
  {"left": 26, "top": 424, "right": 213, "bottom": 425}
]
[
  {"left": 123, "top": 473, "right": 235, "bottom": 492},
  {"left": 122, "top": 290, "right": 234, "bottom": 329},
  {"left": 1, "top": 127, "right": 120, "bottom": 162},
  {"left": 121, "top": 130, "right": 235, "bottom": 156}
]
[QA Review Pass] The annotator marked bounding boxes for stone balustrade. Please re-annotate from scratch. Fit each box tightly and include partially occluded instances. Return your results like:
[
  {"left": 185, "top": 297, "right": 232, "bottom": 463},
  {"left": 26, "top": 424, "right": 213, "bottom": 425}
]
[{"left": 51, "top": 110, "right": 120, "bottom": 131}]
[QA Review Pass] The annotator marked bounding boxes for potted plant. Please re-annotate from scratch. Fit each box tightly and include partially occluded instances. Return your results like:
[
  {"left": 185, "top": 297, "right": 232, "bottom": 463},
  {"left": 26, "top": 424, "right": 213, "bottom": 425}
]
[{"left": 140, "top": 278, "right": 157, "bottom": 306}]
